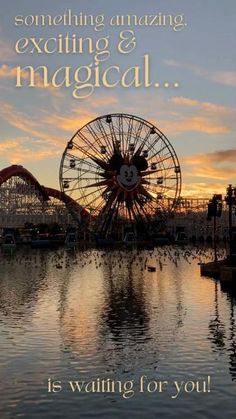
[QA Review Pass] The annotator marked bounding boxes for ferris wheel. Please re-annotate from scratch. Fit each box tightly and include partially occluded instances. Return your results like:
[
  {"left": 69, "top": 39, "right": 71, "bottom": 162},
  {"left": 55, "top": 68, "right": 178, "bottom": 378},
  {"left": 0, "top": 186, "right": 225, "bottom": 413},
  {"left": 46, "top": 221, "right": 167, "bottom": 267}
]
[{"left": 59, "top": 113, "right": 181, "bottom": 235}]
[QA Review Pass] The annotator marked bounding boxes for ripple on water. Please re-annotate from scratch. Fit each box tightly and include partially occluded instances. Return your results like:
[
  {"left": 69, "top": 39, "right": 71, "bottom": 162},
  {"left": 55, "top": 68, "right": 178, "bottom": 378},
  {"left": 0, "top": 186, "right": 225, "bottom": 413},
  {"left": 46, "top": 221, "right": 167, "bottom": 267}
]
[{"left": 0, "top": 247, "right": 235, "bottom": 418}]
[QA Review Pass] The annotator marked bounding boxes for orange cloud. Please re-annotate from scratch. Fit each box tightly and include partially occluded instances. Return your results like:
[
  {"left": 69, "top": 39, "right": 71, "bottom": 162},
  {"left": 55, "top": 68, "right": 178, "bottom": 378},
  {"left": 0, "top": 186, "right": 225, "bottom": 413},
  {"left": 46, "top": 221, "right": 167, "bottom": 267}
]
[
  {"left": 0, "top": 137, "right": 59, "bottom": 164},
  {"left": 0, "top": 65, "right": 18, "bottom": 78},
  {"left": 0, "top": 140, "right": 19, "bottom": 151},
  {"left": 161, "top": 116, "right": 229, "bottom": 135},
  {"left": 158, "top": 96, "right": 235, "bottom": 135},
  {"left": 43, "top": 111, "right": 96, "bottom": 133},
  {"left": 180, "top": 147, "right": 236, "bottom": 196},
  {"left": 182, "top": 148, "right": 236, "bottom": 192},
  {"left": 185, "top": 149, "right": 236, "bottom": 165},
  {"left": 123, "top": 92, "right": 235, "bottom": 136},
  {"left": 0, "top": 102, "right": 64, "bottom": 146},
  {"left": 42, "top": 95, "right": 119, "bottom": 134},
  {"left": 186, "top": 166, "right": 236, "bottom": 181},
  {"left": 0, "top": 64, "right": 62, "bottom": 98},
  {"left": 181, "top": 182, "right": 227, "bottom": 198},
  {"left": 171, "top": 96, "right": 231, "bottom": 115},
  {"left": 163, "top": 59, "right": 236, "bottom": 87}
]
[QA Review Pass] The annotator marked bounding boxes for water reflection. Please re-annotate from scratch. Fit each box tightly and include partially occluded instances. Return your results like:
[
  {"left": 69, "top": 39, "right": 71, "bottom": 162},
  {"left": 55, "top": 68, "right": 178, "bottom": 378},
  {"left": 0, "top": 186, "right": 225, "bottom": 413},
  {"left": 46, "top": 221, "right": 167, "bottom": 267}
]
[
  {"left": 57, "top": 249, "right": 190, "bottom": 375},
  {"left": 207, "top": 279, "right": 236, "bottom": 381},
  {"left": 0, "top": 247, "right": 236, "bottom": 418},
  {"left": 229, "top": 300, "right": 236, "bottom": 381},
  {"left": 208, "top": 281, "right": 226, "bottom": 351},
  {"left": 220, "top": 283, "right": 236, "bottom": 381},
  {"left": 101, "top": 250, "right": 150, "bottom": 342},
  {"left": 0, "top": 250, "right": 49, "bottom": 319}
]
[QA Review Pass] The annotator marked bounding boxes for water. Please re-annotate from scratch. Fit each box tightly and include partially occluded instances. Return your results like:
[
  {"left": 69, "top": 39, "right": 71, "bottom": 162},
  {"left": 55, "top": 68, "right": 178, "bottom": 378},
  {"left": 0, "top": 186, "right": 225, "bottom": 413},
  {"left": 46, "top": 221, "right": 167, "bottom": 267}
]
[{"left": 0, "top": 246, "right": 235, "bottom": 418}]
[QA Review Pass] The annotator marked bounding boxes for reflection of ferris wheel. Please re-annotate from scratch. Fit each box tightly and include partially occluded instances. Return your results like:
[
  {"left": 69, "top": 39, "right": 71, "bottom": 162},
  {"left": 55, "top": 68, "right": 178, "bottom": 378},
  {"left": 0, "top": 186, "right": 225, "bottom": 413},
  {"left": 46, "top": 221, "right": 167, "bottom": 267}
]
[{"left": 59, "top": 114, "right": 181, "bottom": 234}]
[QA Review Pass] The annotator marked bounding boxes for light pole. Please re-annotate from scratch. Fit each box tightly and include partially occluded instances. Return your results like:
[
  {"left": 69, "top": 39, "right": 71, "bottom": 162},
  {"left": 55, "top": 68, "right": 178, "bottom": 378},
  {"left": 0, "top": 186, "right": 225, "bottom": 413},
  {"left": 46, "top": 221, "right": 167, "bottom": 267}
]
[
  {"left": 207, "top": 194, "right": 222, "bottom": 262},
  {"left": 225, "top": 185, "right": 236, "bottom": 260}
]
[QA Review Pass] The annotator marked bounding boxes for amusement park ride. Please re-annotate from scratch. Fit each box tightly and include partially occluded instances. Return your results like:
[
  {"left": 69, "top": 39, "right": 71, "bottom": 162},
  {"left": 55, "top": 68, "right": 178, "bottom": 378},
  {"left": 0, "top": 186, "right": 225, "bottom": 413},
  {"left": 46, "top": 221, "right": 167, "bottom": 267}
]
[
  {"left": 0, "top": 165, "right": 89, "bottom": 228},
  {"left": 59, "top": 113, "right": 182, "bottom": 237},
  {"left": 0, "top": 113, "right": 234, "bottom": 243}
]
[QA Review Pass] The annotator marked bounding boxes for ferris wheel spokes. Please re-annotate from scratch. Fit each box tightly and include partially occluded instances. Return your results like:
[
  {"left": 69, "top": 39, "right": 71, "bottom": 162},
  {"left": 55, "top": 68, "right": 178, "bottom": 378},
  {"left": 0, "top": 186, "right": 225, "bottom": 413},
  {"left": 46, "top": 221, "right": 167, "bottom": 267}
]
[{"left": 60, "top": 113, "right": 182, "bottom": 236}]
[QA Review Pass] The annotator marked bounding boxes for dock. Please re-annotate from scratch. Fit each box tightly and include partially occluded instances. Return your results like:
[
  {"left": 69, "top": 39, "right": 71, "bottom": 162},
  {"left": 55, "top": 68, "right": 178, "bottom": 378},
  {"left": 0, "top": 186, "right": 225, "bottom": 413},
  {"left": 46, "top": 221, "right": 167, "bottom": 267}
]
[{"left": 201, "top": 258, "right": 236, "bottom": 282}]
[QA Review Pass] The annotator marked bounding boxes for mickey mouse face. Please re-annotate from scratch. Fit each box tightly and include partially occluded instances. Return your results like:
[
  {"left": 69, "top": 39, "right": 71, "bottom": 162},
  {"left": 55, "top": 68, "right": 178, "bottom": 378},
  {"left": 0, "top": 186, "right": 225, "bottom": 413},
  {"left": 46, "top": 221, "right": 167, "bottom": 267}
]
[{"left": 117, "top": 164, "right": 140, "bottom": 191}]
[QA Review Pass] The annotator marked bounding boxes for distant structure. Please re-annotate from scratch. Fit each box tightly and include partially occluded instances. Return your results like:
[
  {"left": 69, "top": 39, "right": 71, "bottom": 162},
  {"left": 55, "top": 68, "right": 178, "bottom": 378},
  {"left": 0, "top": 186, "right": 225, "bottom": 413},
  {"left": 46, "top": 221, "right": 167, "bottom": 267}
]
[
  {"left": 167, "top": 197, "right": 230, "bottom": 242},
  {"left": 0, "top": 165, "right": 89, "bottom": 228}
]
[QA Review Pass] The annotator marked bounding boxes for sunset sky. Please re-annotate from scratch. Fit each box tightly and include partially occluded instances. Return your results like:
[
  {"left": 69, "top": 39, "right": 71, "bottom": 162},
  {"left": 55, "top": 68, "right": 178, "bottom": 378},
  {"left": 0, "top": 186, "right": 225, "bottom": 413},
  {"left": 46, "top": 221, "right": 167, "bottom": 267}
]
[{"left": 0, "top": 0, "right": 235, "bottom": 198}]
